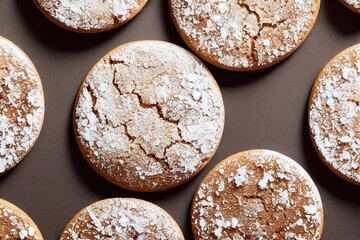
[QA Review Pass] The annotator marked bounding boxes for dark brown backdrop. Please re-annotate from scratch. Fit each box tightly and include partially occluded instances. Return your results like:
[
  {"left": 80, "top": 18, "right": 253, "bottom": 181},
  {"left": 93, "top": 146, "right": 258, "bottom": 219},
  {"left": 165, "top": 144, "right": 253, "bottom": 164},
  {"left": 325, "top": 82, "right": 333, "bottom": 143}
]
[{"left": 0, "top": 0, "right": 360, "bottom": 239}]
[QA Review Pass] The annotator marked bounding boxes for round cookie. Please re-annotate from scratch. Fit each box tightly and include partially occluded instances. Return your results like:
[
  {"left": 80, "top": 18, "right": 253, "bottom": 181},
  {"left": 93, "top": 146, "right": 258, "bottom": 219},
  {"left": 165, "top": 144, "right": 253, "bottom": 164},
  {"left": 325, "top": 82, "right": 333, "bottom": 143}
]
[
  {"left": 0, "top": 198, "right": 43, "bottom": 239},
  {"left": 339, "top": 0, "right": 360, "bottom": 14},
  {"left": 33, "top": 0, "right": 148, "bottom": 33},
  {"left": 74, "top": 40, "right": 225, "bottom": 192},
  {"left": 191, "top": 150, "right": 324, "bottom": 240},
  {"left": 0, "top": 36, "right": 45, "bottom": 175},
  {"left": 309, "top": 44, "right": 360, "bottom": 185},
  {"left": 169, "top": 0, "right": 321, "bottom": 71},
  {"left": 59, "top": 198, "right": 184, "bottom": 239}
]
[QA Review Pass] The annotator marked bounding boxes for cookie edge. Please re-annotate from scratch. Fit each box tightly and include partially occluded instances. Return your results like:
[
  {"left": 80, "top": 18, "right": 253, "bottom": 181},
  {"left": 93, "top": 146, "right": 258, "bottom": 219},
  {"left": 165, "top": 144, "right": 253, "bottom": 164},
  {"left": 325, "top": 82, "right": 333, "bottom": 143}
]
[
  {"left": 58, "top": 197, "right": 185, "bottom": 240},
  {"left": 190, "top": 149, "right": 324, "bottom": 240},
  {"left": 168, "top": 0, "right": 321, "bottom": 72},
  {"left": 0, "top": 35, "right": 45, "bottom": 176},
  {"left": 31, "top": 0, "right": 149, "bottom": 33},
  {"left": 72, "top": 40, "right": 225, "bottom": 192},
  {"left": 0, "top": 198, "right": 44, "bottom": 240}
]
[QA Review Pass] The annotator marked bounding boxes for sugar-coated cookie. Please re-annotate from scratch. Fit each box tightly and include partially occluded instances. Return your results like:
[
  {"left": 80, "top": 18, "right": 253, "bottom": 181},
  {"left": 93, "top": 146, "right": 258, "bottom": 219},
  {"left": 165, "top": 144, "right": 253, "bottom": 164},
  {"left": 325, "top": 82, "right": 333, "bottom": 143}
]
[
  {"left": 0, "top": 36, "right": 45, "bottom": 175},
  {"left": 191, "top": 150, "right": 324, "bottom": 240},
  {"left": 33, "top": 0, "right": 148, "bottom": 33},
  {"left": 74, "top": 40, "right": 225, "bottom": 192},
  {"left": 59, "top": 198, "right": 184, "bottom": 239},
  {"left": 169, "top": 0, "right": 321, "bottom": 71},
  {"left": 339, "top": 0, "right": 360, "bottom": 14},
  {"left": 0, "top": 198, "right": 43, "bottom": 239},
  {"left": 309, "top": 43, "right": 360, "bottom": 185}
]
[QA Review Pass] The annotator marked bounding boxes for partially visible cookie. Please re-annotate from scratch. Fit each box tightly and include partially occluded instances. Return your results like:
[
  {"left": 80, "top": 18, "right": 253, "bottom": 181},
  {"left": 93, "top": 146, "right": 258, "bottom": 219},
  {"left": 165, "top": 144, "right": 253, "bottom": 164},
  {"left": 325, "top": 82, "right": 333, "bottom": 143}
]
[
  {"left": 0, "top": 198, "right": 43, "bottom": 240},
  {"left": 74, "top": 40, "right": 225, "bottom": 192},
  {"left": 191, "top": 150, "right": 324, "bottom": 240},
  {"left": 169, "top": 0, "right": 321, "bottom": 71},
  {"left": 33, "top": 0, "right": 148, "bottom": 33},
  {"left": 339, "top": 0, "right": 360, "bottom": 14},
  {"left": 0, "top": 36, "right": 45, "bottom": 175},
  {"left": 309, "top": 43, "right": 360, "bottom": 185},
  {"left": 59, "top": 198, "right": 184, "bottom": 239}
]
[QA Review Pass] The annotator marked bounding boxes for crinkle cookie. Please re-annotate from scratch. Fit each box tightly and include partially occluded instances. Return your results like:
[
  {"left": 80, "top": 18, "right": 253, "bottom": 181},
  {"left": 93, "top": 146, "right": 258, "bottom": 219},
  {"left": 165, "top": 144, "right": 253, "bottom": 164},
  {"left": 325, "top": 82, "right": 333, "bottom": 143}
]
[
  {"left": 33, "top": 0, "right": 148, "bottom": 33},
  {"left": 74, "top": 40, "right": 225, "bottom": 191},
  {"left": 0, "top": 198, "right": 43, "bottom": 240},
  {"left": 59, "top": 198, "right": 184, "bottom": 240},
  {"left": 0, "top": 36, "right": 45, "bottom": 175},
  {"left": 191, "top": 150, "right": 324, "bottom": 240},
  {"left": 309, "top": 43, "right": 360, "bottom": 185},
  {"left": 169, "top": 0, "right": 321, "bottom": 71},
  {"left": 339, "top": 0, "right": 360, "bottom": 14}
]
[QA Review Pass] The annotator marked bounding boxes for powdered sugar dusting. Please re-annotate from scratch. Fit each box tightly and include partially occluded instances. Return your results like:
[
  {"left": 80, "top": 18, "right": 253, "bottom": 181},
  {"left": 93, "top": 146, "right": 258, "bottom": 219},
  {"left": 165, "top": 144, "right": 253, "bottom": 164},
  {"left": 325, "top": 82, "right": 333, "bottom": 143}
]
[
  {"left": 60, "top": 198, "right": 184, "bottom": 239},
  {"left": 36, "top": 0, "right": 147, "bottom": 31},
  {"left": 170, "top": 0, "right": 320, "bottom": 70},
  {"left": 0, "top": 37, "right": 44, "bottom": 174},
  {"left": 191, "top": 150, "right": 323, "bottom": 240},
  {"left": 309, "top": 44, "right": 360, "bottom": 184},
  {"left": 343, "top": 0, "right": 360, "bottom": 11},
  {"left": 0, "top": 200, "right": 41, "bottom": 239},
  {"left": 75, "top": 41, "right": 224, "bottom": 191}
]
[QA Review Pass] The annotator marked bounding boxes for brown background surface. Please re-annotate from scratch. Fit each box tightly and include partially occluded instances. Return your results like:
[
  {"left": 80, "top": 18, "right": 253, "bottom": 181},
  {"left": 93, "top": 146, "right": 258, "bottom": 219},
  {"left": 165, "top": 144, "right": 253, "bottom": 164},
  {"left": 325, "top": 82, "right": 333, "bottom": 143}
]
[{"left": 0, "top": 0, "right": 359, "bottom": 239}]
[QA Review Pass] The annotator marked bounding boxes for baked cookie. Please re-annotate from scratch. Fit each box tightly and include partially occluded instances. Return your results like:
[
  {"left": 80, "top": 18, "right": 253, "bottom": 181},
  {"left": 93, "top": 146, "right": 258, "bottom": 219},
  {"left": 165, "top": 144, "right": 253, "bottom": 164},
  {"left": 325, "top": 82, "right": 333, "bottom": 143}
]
[
  {"left": 59, "top": 198, "right": 184, "bottom": 239},
  {"left": 309, "top": 44, "right": 360, "bottom": 185},
  {"left": 169, "top": 0, "right": 321, "bottom": 71},
  {"left": 0, "top": 198, "right": 43, "bottom": 239},
  {"left": 339, "top": 0, "right": 360, "bottom": 14},
  {"left": 33, "top": 0, "right": 148, "bottom": 33},
  {"left": 0, "top": 36, "right": 45, "bottom": 175},
  {"left": 191, "top": 150, "right": 324, "bottom": 240},
  {"left": 74, "top": 40, "right": 225, "bottom": 192}
]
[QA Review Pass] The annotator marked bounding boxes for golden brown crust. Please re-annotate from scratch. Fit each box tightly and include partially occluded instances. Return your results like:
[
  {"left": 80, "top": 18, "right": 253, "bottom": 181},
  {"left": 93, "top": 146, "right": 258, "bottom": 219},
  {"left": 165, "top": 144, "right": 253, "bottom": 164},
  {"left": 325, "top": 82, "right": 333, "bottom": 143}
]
[
  {"left": 0, "top": 36, "right": 45, "bottom": 175},
  {"left": 338, "top": 0, "right": 360, "bottom": 14},
  {"left": 169, "top": 0, "right": 321, "bottom": 71},
  {"left": 73, "top": 40, "right": 225, "bottom": 192},
  {"left": 0, "top": 199, "right": 43, "bottom": 240},
  {"left": 191, "top": 150, "right": 324, "bottom": 240},
  {"left": 32, "top": 0, "right": 148, "bottom": 33},
  {"left": 308, "top": 43, "right": 360, "bottom": 185},
  {"left": 59, "top": 198, "right": 184, "bottom": 239}
]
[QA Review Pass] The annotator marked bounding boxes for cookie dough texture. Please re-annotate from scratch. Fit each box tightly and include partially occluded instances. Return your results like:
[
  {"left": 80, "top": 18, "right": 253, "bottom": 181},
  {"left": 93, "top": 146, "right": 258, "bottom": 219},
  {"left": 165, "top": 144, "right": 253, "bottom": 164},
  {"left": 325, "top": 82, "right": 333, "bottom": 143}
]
[
  {"left": 0, "top": 36, "right": 45, "bottom": 175},
  {"left": 339, "top": 0, "right": 360, "bottom": 14},
  {"left": 309, "top": 44, "right": 360, "bottom": 185},
  {"left": 0, "top": 199, "right": 43, "bottom": 240},
  {"left": 169, "top": 0, "right": 320, "bottom": 71},
  {"left": 59, "top": 198, "right": 184, "bottom": 239},
  {"left": 33, "top": 0, "right": 148, "bottom": 32},
  {"left": 191, "top": 150, "right": 323, "bottom": 240},
  {"left": 74, "top": 41, "right": 225, "bottom": 192}
]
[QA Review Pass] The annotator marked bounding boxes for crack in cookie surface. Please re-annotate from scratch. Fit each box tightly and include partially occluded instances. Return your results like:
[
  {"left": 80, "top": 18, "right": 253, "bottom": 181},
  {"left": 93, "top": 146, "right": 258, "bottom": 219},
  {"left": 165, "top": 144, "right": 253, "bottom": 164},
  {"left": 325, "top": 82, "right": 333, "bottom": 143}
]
[
  {"left": 75, "top": 41, "right": 224, "bottom": 191},
  {"left": 170, "top": 0, "right": 320, "bottom": 70},
  {"left": 0, "top": 38, "right": 44, "bottom": 174},
  {"left": 191, "top": 150, "right": 323, "bottom": 240}
]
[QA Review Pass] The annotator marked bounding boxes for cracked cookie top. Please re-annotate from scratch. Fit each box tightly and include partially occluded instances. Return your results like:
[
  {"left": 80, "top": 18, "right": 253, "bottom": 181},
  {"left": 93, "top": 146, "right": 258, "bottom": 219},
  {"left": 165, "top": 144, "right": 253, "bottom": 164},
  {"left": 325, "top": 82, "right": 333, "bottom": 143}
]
[
  {"left": 60, "top": 198, "right": 184, "bottom": 240},
  {"left": 33, "top": 0, "right": 148, "bottom": 32},
  {"left": 309, "top": 44, "right": 360, "bottom": 185},
  {"left": 169, "top": 0, "right": 320, "bottom": 71},
  {"left": 191, "top": 150, "right": 323, "bottom": 240},
  {"left": 0, "top": 198, "right": 43, "bottom": 240},
  {"left": 339, "top": 0, "right": 360, "bottom": 13},
  {"left": 0, "top": 36, "right": 45, "bottom": 174},
  {"left": 74, "top": 40, "right": 225, "bottom": 192}
]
